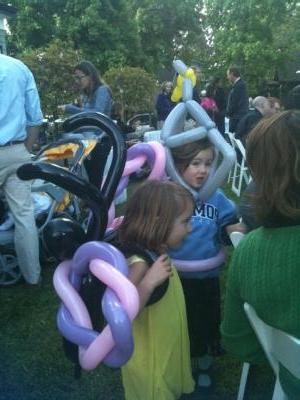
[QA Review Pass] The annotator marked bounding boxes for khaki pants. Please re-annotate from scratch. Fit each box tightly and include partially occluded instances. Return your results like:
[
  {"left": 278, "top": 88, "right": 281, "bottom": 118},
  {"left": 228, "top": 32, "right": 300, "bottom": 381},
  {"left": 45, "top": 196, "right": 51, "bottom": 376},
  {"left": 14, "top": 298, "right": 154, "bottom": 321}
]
[{"left": 0, "top": 143, "right": 40, "bottom": 284}]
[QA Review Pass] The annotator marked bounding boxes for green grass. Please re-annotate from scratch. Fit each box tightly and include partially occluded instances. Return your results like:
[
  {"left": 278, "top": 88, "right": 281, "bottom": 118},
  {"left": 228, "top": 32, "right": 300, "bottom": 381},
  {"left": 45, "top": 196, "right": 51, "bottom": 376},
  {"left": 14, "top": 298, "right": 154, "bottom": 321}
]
[{"left": 0, "top": 181, "right": 274, "bottom": 400}]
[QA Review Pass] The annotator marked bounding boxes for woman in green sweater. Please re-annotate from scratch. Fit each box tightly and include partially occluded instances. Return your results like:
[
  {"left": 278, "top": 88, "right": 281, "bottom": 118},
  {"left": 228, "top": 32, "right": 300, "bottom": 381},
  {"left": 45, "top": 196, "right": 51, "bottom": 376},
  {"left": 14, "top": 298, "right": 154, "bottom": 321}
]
[{"left": 221, "top": 110, "right": 300, "bottom": 399}]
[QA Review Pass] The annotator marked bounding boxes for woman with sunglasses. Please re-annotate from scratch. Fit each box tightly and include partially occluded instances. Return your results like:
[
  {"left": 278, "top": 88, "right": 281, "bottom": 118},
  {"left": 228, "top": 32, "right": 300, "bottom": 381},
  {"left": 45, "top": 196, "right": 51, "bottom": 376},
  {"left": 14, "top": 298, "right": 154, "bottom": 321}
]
[{"left": 58, "top": 60, "right": 112, "bottom": 116}]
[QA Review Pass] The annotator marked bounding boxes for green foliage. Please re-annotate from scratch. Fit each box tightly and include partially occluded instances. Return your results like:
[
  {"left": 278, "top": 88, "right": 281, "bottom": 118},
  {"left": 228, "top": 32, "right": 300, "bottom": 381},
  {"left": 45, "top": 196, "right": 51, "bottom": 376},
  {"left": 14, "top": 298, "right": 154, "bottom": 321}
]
[
  {"left": 7, "top": 0, "right": 67, "bottom": 52},
  {"left": 7, "top": 0, "right": 208, "bottom": 79},
  {"left": 104, "top": 66, "right": 158, "bottom": 120},
  {"left": 203, "top": 0, "right": 299, "bottom": 93},
  {"left": 7, "top": 0, "right": 300, "bottom": 109},
  {"left": 20, "top": 40, "right": 81, "bottom": 116},
  {"left": 130, "top": 0, "right": 207, "bottom": 75}
]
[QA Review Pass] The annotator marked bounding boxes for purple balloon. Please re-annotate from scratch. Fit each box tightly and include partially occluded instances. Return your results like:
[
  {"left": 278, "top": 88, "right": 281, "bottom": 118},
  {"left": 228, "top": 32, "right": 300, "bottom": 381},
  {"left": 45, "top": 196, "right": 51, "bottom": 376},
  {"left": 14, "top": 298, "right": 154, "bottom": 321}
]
[
  {"left": 114, "top": 143, "right": 156, "bottom": 198},
  {"left": 115, "top": 176, "right": 129, "bottom": 198},
  {"left": 56, "top": 241, "right": 134, "bottom": 368},
  {"left": 57, "top": 305, "right": 98, "bottom": 346},
  {"left": 127, "top": 143, "right": 155, "bottom": 168},
  {"left": 101, "top": 288, "right": 133, "bottom": 367}
]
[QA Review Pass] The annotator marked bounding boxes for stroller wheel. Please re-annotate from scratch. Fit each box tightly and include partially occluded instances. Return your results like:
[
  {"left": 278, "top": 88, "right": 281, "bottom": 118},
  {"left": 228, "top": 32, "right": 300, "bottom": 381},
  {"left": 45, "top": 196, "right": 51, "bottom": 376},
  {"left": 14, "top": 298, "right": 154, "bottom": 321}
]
[{"left": 0, "top": 249, "right": 22, "bottom": 286}]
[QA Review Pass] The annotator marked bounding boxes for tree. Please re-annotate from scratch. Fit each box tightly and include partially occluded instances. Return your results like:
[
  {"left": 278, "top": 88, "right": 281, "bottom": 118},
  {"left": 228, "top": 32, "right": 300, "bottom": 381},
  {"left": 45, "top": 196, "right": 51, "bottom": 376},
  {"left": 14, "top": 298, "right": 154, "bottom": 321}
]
[
  {"left": 203, "top": 0, "right": 299, "bottom": 93},
  {"left": 20, "top": 40, "right": 82, "bottom": 116},
  {"left": 7, "top": 0, "right": 67, "bottom": 52},
  {"left": 8, "top": 0, "right": 143, "bottom": 72},
  {"left": 130, "top": 0, "right": 208, "bottom": 77}
]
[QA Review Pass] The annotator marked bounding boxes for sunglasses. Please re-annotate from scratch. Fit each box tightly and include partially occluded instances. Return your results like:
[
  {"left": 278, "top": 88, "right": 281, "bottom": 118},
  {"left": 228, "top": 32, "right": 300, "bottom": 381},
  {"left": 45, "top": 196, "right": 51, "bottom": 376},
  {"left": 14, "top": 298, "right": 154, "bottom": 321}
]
[{"left": 74, "top": 74, "right": 87, "bottom": 81}]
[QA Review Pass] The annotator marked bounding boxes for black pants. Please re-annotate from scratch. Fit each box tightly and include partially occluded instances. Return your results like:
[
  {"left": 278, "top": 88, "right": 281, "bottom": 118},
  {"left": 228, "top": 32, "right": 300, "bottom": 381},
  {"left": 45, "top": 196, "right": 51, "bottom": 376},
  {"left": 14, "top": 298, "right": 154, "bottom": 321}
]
[{"left": 181, "top": 277, "right": 221, "bottom": 357}]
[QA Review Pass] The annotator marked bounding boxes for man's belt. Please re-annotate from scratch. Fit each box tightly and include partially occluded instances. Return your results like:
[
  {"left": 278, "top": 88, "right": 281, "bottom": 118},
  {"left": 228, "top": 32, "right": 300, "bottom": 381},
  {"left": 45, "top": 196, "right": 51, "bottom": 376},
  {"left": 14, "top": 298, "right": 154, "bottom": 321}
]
[{"left": 0, "top": 140, "right": 24, "bottom": 147}]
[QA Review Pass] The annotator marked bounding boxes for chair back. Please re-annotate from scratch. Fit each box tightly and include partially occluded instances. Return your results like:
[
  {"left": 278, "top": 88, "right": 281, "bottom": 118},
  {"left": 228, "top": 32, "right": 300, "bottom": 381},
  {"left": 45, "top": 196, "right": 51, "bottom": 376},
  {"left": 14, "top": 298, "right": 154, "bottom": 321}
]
[
  {"left": 229, "top": 231, "right": 245, "bottom": 248},
  {"left": 229, "top": 135, "right": 251, "bottom": 197},
  {"left": 244, "top": 303, "right": 300, "bottom": 379}
]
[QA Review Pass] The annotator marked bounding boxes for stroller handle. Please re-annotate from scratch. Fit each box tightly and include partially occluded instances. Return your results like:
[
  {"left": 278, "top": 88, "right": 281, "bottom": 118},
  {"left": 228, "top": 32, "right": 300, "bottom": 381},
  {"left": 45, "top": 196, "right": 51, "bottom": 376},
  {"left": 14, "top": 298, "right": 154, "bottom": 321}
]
[
  {"left": 62, "top": 112, "right": 126, "bottom": 208},
  {"left": 17, "top": 162, "right": 108, "bottom": 241}
]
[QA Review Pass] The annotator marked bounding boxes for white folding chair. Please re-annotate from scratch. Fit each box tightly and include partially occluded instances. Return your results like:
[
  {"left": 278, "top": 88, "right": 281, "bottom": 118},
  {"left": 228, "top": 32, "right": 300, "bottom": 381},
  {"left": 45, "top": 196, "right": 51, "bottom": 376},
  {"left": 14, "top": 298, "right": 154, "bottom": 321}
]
[
  {"left": 237, "top": 303, "right": 300, "bottom": 400},
  {"left": 228, "top": 231, "right": 249, "bottom": 400},
  {"left": 229, "top": 231, "right": 245, "bottom": 248},
  {"left": 230, "top": 137, "right": 251, "bottom": 197},
  {"left": 225, "top": 131, "right": 236, "bottom": 183}
]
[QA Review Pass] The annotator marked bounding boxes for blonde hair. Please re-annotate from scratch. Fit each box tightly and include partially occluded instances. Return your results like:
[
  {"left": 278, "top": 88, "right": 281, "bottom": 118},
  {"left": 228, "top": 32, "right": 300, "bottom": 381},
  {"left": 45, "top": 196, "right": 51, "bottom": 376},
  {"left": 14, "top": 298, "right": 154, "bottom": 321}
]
[{"left": 119, "top": 180, "right": 194, "bottom": 253}]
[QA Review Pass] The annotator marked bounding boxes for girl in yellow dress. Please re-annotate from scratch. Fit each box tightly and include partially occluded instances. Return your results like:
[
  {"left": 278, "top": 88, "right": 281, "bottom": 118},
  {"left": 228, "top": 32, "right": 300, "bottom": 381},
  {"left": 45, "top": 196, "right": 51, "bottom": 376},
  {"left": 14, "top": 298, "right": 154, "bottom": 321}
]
[{"left": 119, "top": 180, "right": 195, "bottom": 400}]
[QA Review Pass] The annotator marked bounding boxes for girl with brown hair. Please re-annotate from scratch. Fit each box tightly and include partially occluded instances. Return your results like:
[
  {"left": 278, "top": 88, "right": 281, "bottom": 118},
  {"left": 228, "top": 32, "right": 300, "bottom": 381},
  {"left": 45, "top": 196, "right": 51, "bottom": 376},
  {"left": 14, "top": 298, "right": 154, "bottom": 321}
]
[{"left": 119, "top": 180, "right": 195, "bottom": 400}]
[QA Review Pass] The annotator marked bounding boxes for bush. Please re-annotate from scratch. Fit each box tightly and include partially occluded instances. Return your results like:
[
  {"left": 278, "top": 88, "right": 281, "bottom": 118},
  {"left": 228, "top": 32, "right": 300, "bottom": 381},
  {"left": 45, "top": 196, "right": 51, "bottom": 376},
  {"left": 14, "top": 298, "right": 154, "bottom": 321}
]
[{"left": 104, "top": 66, "right": 158, "bottom": 121}]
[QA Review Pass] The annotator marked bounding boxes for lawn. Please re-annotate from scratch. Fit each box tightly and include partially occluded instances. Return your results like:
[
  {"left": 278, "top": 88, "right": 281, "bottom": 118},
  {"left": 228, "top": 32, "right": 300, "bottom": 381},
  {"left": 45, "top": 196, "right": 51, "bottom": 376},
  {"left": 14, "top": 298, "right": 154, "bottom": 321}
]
[{"left": 0, "top": 181, "right": 275, "bottom": 400}]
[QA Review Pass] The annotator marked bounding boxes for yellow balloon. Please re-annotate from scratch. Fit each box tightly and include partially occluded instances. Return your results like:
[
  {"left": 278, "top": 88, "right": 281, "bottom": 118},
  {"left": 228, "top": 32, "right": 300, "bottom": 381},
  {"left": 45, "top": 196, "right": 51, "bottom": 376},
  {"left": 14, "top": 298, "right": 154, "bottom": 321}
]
[{"left": 171, "top": 68, "right": 197, "bottom": 102}]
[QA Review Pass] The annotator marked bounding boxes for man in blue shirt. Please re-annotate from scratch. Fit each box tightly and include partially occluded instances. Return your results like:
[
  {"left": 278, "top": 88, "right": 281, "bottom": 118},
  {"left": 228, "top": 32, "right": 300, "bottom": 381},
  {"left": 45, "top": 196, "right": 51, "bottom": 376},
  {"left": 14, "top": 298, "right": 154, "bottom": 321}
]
[{"left": 0, "top": 54, "right": 43, "bottom": 284}]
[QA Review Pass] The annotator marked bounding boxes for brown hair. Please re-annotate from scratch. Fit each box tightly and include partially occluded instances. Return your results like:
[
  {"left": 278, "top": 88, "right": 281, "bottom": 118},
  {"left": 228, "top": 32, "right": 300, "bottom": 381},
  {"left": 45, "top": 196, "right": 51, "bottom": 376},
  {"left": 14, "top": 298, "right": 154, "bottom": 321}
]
[
  {"left": 119, "top": 180, "right": 194, "bottom": 253},
  {"left": 247, "top": 110, "right": 300, "bottom": 222},
  {"left": 75, "top": 60, "right": 112, "bottom": 99},
  {"left": 171, "top": 138, "right": 215, "bottom": 173}
]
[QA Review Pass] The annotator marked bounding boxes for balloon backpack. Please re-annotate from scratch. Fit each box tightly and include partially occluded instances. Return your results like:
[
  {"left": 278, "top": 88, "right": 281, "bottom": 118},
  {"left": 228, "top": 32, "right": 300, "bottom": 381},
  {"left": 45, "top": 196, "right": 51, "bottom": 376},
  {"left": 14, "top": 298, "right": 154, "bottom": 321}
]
[
  {"left": 16, "top": 60, "right": 236, "bottom": 376},
  {"left": 17, "top": 111, "right": 168, "bottom": 377}
]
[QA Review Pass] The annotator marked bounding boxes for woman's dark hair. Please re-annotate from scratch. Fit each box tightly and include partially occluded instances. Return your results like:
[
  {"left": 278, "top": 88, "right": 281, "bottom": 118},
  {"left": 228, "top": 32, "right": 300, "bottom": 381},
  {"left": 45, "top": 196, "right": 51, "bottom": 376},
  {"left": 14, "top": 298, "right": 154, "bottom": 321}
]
[
  {"left": 247, "top": 110, "right": 300, "bottom": 222},
  {"left": 75, "top": 60, "right": 111, "bottom": 99},
  {"left": 205, "top": 83, "right": 215, "bottom": 98},
  {"left": 119, "top": 180, "right": 194, "bottom": 254}
]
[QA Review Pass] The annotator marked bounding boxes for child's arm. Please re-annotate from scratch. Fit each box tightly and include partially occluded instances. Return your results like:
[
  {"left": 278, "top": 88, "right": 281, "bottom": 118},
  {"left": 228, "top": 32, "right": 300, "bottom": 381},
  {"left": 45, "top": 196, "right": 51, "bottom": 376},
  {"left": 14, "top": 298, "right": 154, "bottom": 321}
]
[{"left": 128, "top": 254, "right": 172, "bottom": 311}]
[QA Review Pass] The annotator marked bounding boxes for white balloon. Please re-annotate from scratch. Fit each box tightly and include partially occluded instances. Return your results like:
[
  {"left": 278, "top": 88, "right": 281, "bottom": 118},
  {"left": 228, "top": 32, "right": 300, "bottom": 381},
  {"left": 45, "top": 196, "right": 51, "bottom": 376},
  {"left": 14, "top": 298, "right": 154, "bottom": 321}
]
[
  {"left": 162, "top": 60, "right": 236, "bottom": 203},
  {"left": 172, "top": 59, "right": 188, "bottom": 76}
]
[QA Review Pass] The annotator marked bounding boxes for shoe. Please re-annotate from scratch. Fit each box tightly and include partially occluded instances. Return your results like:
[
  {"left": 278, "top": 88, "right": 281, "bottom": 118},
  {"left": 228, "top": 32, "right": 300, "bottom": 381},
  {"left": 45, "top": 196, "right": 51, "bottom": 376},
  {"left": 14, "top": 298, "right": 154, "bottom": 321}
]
[
  {"left": 198, "top": 373, "right": 211, "bottom": 387},
  {"left": 197, "top": 372, "right": 215, "bottom": 395},
  {"left": 27, "top": 276, "right": 42, "bottom": 287}
]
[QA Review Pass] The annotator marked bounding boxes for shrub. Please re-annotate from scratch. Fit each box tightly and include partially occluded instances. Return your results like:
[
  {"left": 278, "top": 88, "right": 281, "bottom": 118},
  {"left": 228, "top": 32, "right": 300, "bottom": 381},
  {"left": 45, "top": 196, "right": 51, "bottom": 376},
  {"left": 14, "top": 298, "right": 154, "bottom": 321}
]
[{"left": 104, "top": 66, "right": 158, "bottom": 121}]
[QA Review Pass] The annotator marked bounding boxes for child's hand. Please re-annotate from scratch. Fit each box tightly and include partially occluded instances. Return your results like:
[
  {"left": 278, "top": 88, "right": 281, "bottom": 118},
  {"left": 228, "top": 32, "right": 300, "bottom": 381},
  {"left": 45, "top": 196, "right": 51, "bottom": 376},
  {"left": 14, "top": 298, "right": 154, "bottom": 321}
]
[{"left": 144, "top": 254, "right": 172, "bottom": 290}]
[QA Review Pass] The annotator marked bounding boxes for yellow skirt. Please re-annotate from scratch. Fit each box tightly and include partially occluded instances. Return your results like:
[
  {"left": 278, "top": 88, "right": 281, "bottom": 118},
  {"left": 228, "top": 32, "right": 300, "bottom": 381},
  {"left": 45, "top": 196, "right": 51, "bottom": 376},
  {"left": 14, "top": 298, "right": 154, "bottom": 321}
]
[{"left": 122, "top": 258, "right": 194, "bottom": 400}]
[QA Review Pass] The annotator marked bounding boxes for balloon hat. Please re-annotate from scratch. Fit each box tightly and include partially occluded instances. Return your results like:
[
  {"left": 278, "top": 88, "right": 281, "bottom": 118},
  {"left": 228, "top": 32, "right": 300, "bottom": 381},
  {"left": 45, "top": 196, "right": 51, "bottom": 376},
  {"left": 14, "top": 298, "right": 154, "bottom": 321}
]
[{"left": 161, "top": 60, "right": 236, "bottom": 203}]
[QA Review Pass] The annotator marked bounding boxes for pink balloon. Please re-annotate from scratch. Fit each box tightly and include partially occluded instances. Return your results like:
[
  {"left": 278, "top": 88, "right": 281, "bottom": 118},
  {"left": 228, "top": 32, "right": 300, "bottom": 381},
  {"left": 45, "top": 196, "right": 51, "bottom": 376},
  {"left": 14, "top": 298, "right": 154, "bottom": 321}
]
[
  {"left": 172, "top": 248, "right": 226, "bottom": 272},
  {"left": 79, "top": 259, "right": 139, "bottom": 370},
  {"left": 107, "top": 203, "right": 116, "bottom": 229},
  {"left": 123, "top": 156, "right": 146, "bottom": 176},
  {"left": 147, "top": 141, "right": 166, "bottom": 180}
]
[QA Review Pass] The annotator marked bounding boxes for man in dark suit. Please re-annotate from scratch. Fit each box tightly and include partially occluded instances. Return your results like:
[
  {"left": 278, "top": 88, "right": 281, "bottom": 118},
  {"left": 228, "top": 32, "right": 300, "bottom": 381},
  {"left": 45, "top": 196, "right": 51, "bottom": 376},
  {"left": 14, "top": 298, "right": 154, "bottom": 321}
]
[{"left": 226, "top": 66, "right": 249, "bottom": 133}]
